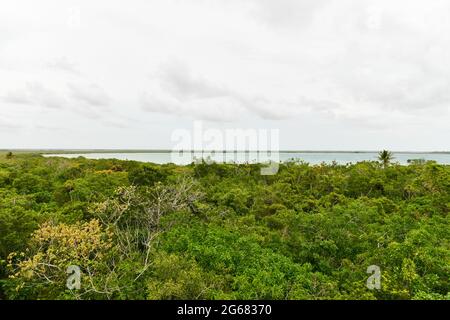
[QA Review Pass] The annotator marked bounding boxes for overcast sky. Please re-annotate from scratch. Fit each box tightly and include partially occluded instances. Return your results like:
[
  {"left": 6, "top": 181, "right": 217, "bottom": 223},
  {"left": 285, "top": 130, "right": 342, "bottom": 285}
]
[{"left": 1, "top": 0, "right": 449, "bottom": 150}]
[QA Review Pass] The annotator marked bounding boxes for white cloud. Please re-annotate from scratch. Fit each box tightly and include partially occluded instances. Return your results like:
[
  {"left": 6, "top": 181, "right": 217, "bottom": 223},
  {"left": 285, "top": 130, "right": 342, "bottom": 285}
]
[{"left": 0, "top": 0, "right": 449, "bottom": 150}]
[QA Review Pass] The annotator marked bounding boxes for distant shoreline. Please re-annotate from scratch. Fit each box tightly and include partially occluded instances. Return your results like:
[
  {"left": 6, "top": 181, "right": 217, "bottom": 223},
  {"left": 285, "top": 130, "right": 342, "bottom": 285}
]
[{"left": 1, "top": 149, "right": 449, "bottom": 155}]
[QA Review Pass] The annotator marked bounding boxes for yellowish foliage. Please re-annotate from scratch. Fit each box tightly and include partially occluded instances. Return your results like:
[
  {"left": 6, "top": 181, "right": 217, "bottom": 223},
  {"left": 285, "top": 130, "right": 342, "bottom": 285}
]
[{"left": 8, "top": 219, "right": 113, "bottom": 283}]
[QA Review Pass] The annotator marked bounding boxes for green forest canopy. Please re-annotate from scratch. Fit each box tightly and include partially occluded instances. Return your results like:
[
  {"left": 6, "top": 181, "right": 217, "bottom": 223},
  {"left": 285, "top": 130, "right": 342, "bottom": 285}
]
[{"left": 0, "top": 153, "right": 448, "bottom": 300}]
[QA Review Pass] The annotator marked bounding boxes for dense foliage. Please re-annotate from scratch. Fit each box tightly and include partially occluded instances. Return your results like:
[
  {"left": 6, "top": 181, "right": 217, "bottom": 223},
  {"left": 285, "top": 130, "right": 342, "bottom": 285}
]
[{"left": 0, "top": 153, "right": 448, "bottom": 300}]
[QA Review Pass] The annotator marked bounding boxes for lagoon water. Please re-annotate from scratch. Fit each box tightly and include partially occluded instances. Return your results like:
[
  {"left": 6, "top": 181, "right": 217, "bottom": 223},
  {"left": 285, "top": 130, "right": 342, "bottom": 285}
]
[{"left": 43, "top": 151, "right": 450, "bottom": 165}]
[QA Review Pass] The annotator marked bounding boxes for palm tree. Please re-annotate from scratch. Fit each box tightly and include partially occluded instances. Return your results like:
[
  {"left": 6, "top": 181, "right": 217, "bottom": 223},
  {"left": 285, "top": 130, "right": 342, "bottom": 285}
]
[{"left": 378, "top": 150, "right": 394, "bottom": 168}]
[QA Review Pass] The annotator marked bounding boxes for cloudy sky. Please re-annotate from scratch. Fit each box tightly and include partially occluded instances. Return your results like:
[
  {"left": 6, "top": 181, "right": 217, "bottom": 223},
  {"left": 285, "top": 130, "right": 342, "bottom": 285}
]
[{"left": 1, "top": 0, "right": 449, "bottom": 150}]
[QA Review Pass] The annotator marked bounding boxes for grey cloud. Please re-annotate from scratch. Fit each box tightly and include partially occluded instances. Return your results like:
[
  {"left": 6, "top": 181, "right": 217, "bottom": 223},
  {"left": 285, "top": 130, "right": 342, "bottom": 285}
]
[
  {"left": 242, "top": 96, "right": 299, "bottom": 120},
  {"left": 336, "top": 43, "right": 450, "bottom": 113},
  {"left": 3, "top": 82, "right": 66, "bottom": 109},
  {"left": 157, "top": 61, "right": 230, "bottom": 100},
  {"left": 142, "top": 63, "right": 254, "bottom": 121},
  {"left": 142, "top": 62, "right": 244, "bottom": 121},
  {"left": 68, "top": 83, "right": 110, "bottom": 107},
  {"left": 245, "top": 0, "right": 332, "bottom": 29},
  {"left": 140, "top": 91, "right": 244, "bottom": 122},
  {"left": 242, "top": 96, "right": 344, "bottom": 120},
  {"left": 0, "top": 117, "right": 21, "bottom": 130},
  {"left": 2, "top": 81, "right": 114, "bottom": 122},
  {"left": 3, "top": 90, "right": 32, "bottom": 105},
  {"left": 47, "top": 57, "right": 80, "bottom": 75},
  {"left": 140, "top": 92, "right": 180, "bottom": 114},
  {"left": 144, "top": 61, "right": 339, "bottom": 122}
]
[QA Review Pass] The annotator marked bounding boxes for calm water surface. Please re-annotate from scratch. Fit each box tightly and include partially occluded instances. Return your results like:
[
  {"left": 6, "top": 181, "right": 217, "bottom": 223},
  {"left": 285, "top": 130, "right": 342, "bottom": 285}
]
[{"left": 43, "top": 152, "right": 450, "bottom": 165}]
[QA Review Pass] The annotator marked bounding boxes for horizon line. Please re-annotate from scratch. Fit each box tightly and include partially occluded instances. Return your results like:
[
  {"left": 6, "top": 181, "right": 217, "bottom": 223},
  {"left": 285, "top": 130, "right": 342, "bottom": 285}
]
[{"left": 2, "top": 148, "right": 449, "bottom": 154}]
